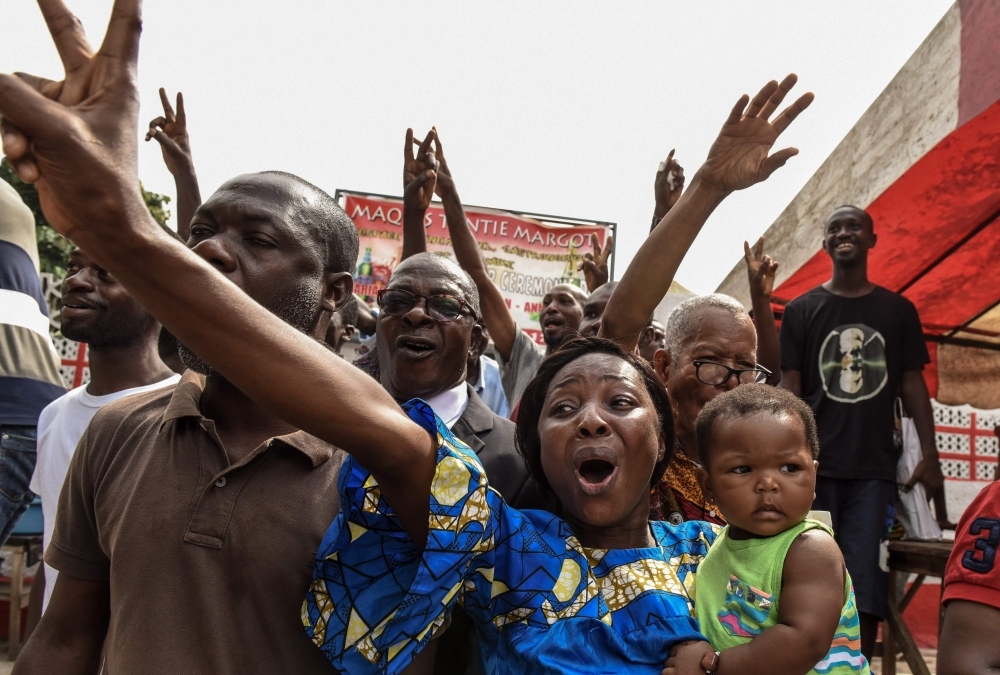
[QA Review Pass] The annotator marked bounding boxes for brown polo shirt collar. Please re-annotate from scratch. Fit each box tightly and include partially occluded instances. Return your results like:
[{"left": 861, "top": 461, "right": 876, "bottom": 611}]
[{"left": 158, "top": 370, "right": 335, "bottom": 468}]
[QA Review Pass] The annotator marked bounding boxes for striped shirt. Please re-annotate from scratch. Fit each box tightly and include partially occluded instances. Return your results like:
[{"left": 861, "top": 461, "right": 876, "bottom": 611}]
[{"left": 0, "top": 180, "right": 65, "bottom": 425}]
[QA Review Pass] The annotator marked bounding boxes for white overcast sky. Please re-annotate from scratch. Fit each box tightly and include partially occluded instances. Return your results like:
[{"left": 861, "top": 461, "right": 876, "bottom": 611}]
[{"left": 3, "top": 1, "right": 953, "bottom": 294}]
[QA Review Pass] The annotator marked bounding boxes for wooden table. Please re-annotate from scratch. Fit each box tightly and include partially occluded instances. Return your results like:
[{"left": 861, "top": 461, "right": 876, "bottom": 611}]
[
  {"left": 0, "top": 536, "right": 42, "bottom": 661},
  {"left": 881, "top": 539, "right": 953, "bottom": 675}
]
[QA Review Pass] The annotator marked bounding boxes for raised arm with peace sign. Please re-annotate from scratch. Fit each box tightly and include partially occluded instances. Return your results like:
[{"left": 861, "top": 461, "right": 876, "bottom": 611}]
[
  {"left": 0, "top": 0, "right": 147, "bottom": 236},
  {"left": 145, "top": 87, "right": 202, "bottom": 240},
  {"left": 401, "top": 127, "right": 438, "bottom": 260},
  {"left": 145, "top": 89, "right": 192, "bottom": 176},
  {"left": 577, "top": 232, "right": 613, "bottom": 292}
]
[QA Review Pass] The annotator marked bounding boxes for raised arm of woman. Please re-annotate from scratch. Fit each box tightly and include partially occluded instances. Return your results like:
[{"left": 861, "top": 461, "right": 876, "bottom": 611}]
[{"left": 600, "top": 76, "right": 813, "bottom": 353}]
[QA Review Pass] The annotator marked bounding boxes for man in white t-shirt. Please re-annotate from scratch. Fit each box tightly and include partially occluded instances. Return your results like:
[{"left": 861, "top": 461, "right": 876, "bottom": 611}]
[{"left": 29, "top": 247, "right": 178, "bottom": 613}]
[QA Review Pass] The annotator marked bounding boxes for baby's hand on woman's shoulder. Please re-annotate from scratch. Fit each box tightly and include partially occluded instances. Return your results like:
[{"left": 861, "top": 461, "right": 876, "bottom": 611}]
[{"left": 662, "top": 640, "right": 715, "bottom": 675}]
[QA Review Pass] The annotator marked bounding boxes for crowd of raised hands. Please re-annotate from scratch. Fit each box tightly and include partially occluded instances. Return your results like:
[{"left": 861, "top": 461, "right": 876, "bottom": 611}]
[
  {"left": 0, "top": 0, "right": 793, "bottom": 367},
  {"left": 0, "top": 0, "right": 814, "bottom": 551}
]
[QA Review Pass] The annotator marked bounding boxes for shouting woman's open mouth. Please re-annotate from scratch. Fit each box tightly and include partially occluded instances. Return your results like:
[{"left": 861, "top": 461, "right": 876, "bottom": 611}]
[{"left": 573, "top": 448, "right": 620, "bottom": 495}]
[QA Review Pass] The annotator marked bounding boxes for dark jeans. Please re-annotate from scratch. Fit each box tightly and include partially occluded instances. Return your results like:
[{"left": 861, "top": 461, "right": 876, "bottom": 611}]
[
  {"left": 813, "top": 476, "right": 896, "bottom": 620},
  {"left": 0, "top": 425, "right": 38, "bottom": 545}
]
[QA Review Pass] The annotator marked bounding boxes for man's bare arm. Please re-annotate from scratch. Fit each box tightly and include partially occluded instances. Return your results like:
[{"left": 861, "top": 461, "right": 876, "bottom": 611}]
[
  {"left": 745, "top": 237, "right": 781, "bottom": 384},
  {"left": 0, "top": 0, "right": 436, "bottom": 547},
  {"left": 13, "top": 575, "right": 109, "bottom": 675},
  {"left": 601, "top": 75, "right": 813, "bottom": 352},
  {"left": 145, "top": 88, "right": 201, "bottom": 241},
  {"left": 780, "top": 369, "right": 802, "bottom": 396},
  {"left": 938, "top": 601, "right": 1000, "bottom": 675},
  {"left": 433, "top": 131, "right": 518, "bottom": 359},
  {"left": 900, "top": 369, "right": 944, "bottom": 496},
  {"left": 25, "top": 565, "right": 43, "bottom": 637}
]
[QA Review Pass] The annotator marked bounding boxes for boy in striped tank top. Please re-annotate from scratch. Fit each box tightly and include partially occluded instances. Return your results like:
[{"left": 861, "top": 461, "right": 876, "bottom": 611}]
[{"left": 663, "top": 385, "right": 868, "bottom": 675}]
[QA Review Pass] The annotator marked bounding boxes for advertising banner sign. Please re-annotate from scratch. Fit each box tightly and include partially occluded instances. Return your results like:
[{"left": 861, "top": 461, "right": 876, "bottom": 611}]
[{"left": 339, "top": 191, "right": 615, "bottom": 345}]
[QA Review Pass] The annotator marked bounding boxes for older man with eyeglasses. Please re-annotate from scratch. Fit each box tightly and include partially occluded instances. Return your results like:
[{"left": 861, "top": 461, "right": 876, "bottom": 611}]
[
  {"left": 373, "top": 253, "right": 545, "bottom": 510},
  {"left": 649, "top": 294, "right": 771, "bottom": 526},
  {"left": 370, "top": 251, "right": 547, "bottom": 675}
]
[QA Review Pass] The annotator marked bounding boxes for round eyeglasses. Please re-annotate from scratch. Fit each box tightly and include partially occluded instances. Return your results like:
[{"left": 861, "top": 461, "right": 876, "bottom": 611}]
[
  {"left": 693, "top": 360, "right": 772, "bottom": 386},
  {"left": 377, "top": 289, "right": 477, "bottom": 323}
]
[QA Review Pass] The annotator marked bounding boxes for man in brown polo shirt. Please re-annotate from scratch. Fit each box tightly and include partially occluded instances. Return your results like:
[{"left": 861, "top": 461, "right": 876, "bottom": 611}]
[{"left": 15, "top": 171, "right": 357, "bottom": 675}]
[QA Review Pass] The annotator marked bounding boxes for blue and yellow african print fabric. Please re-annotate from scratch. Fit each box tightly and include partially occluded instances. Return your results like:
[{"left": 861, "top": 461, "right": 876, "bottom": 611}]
[{"left": 302, "top": 400, "right": 717, "bottom": 674}]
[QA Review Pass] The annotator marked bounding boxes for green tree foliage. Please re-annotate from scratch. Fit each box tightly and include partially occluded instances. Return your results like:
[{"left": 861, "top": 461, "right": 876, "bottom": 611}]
[{"left": 0, "top": 158, "right": 171, "bottom": 278}]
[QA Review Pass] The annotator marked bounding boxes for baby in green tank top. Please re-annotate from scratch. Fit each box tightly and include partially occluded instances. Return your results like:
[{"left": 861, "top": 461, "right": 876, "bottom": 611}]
[{"left": 662, "top": 385, "right": 869, "bottom": 675}]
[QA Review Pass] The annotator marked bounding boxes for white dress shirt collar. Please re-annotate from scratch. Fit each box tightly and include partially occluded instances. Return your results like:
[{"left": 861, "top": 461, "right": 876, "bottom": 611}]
[{"left": 423, "top": 381, "right": 470, "bottom": 430}]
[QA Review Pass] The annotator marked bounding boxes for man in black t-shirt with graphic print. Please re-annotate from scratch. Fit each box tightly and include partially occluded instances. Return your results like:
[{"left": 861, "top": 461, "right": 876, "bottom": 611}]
[{"left": 779, "top": 205, "right": 944, "bottom": 662}]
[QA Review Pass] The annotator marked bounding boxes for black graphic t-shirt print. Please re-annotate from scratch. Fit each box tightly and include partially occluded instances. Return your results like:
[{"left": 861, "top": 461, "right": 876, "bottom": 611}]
[
  {"left": 818, "top": 324, "right": 888, "bottom": 403},
  {"left": 779, "top": 286, "right": 929, "bottom": 481}
]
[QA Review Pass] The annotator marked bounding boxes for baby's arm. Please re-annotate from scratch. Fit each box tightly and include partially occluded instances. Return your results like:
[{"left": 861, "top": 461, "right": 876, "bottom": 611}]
[{"left": 664, "top": 530, "right": 846, "bottom": 675}]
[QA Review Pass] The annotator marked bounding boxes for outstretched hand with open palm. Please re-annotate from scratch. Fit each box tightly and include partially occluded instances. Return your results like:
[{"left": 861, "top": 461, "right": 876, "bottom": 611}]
[{"left": 700, "top": 74, "right": 814, "bottom": 194}]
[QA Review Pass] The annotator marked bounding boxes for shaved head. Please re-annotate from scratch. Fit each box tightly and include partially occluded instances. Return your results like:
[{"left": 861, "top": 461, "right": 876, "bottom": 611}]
[
  {"left": 224, "top": 171, "right": 359, "bottom": 274},
  {"left": 826, "top": 205, "right": 873, "bottom": 232},
  {"left": 551, "top": 283, "right": 588, "bottom": 305}
]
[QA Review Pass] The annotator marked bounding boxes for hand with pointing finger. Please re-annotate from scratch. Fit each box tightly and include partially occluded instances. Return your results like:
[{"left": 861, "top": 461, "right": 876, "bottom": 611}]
[
  {"left": 744, "top": 236, "right": 778, "bottom": 300},
  {"left": 578, "top": 233, "right": 613, "bottom": 292},
  {"left": 654, "top": 149, "right": 685, "bottom": 221}
]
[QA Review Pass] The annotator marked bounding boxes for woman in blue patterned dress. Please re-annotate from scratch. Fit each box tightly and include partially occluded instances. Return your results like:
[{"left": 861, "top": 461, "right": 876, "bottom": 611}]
[
  {"left": 305, "top": 338, "right": 715, "bottom": 674},
  {"left": 298, "top": 76, "right": 814, "bottom": 674}
]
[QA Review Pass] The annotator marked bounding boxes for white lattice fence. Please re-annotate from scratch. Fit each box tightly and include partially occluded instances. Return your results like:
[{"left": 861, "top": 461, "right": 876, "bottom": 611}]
[
  {"left": 934, "top": 400, "right": 1000, "bottom": 481},
  {"left": 933, "top": 400, "right": 999, "bottom": 523}
]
